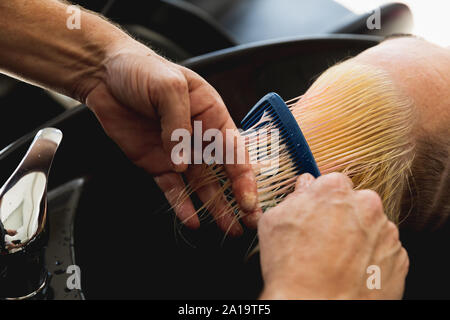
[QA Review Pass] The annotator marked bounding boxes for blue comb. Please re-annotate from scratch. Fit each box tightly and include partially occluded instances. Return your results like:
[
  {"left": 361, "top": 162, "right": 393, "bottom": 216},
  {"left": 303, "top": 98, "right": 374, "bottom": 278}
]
[{"left": 241, "top": 92, "right": 321, "bottom": 178}]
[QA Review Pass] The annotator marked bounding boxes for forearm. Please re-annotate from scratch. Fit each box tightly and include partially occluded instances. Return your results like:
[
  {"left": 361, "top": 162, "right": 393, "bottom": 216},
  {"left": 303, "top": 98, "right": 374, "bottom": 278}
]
[{"left": 0, "top": 0, "right": 129, "bottom": 101}]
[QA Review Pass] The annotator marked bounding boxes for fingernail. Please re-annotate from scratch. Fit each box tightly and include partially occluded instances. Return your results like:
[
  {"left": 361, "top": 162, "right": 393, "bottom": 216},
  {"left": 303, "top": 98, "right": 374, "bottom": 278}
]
[{"left": 241, "top": 192, "right": 257, "bottom": 212}]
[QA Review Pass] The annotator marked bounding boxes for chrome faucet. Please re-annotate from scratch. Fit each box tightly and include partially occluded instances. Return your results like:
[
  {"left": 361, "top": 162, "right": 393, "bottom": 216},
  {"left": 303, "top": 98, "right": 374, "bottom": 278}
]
[{"left": 0, "top": 128, "right": 62, "bottom": 299}]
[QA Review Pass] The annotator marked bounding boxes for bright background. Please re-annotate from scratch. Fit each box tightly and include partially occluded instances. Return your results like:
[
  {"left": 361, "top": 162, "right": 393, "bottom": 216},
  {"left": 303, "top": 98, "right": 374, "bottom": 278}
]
[{"left": 336, "top": 0, "right": 450, "bottom": 47}]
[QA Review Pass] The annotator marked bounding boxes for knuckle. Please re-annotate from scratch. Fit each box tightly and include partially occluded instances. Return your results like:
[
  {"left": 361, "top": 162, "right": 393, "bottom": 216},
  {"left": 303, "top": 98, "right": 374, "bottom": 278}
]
[
  {"left": 360, "top": 189, "right": 383, "bottom": 215},
  {"left": 259, "top": 205, "right": 282, "bottom": 227},
  {"left": 317, "top": 172, "right": 351, "bottom": 190},
  {"left": 163, "top": 71, "right": 188, "bottom": 93},
  {"left": 386, "top": 221, "right": 400, "bottom": 241},
  {"left": 400, "top": 247, "right": 410, "bottom": 272}
]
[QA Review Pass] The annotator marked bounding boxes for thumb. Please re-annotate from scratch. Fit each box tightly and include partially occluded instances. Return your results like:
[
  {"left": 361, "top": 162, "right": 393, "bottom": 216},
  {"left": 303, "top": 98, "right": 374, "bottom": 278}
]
[{"left": 294, "top": 173, "right": 316, "bottom": 194}]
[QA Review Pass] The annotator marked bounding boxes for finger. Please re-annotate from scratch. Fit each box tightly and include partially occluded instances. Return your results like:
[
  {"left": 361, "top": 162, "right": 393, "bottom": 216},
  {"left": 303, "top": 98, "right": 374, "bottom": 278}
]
[
  {"left": 221, "top": 119, "right": 261, "bottom": 228},
  {"left": 215, "top": 118, "right": 260, "bottom": 231},
  {"left": 155, "top": 69, "right": 192, "bottom": 173},
  {"left": 312, "top": 172, "right": 354, "bottom": 191},
  {"left": 398, "top": 247, "right": 410, "bottom": 275},
  {"left": 355, "top": 189, "right": 385, "bottom": 228},
  {"left": 223, "top": 124, "right": 259, "bottom": 209},
  {"left": 240, "top": 205, "right": 263, "bottom": 230},
  {"left": 185, "top": 166, "right": 244, "bottom": 237},
  {"left": 181, "top": 67, "right": 260, "bottom": 226},
  {"left": 294, "top": 173, "right": 316, "bottom": 193},
  {"left": 154, "top": 172, "right": 200, "bottom": 229},
  {"left": 226, "top": 164, "right": 260, "bottom": 222}
]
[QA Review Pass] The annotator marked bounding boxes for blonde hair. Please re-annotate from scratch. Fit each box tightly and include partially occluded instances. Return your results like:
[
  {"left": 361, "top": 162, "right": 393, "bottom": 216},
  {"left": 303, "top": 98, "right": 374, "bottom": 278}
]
[{"left": 180, "top": 62, "right": 416, "bottom": 227}]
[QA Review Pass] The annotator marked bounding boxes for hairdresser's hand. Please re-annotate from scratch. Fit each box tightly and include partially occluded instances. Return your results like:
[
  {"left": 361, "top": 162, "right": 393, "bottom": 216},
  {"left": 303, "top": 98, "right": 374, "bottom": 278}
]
[
  {"left": 258, "top": 173, "right": 409, "bottom": 299},
  {"left": 86, "top": 39, "right": 260, "bottom": 235}
]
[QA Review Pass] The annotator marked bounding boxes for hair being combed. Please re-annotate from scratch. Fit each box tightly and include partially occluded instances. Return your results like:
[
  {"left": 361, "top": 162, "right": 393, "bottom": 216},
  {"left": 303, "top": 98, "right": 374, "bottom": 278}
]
[{"left": 179, "top": 62, "right": 416, "bottom": 227}]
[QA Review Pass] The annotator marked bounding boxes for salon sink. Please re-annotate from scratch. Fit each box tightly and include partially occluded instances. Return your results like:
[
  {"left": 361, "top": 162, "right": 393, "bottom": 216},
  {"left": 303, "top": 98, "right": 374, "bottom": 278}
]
[{"left": 4, "top": 35, "right": 450, "bottom": 299}]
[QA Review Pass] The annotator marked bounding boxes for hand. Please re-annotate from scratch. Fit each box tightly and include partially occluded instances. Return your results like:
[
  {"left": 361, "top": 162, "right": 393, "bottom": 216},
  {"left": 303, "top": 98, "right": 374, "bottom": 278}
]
[
  {"left": 85, "top": 39, "right": 261, "bottom": 235},
  {"left": 258, "top": 173, "right": 409, "bottom": 299}
]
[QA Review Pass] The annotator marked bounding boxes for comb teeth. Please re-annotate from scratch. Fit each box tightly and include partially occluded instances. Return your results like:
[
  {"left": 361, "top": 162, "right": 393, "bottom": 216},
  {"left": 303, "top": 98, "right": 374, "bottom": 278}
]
[{"left": 241, "top": 92, "right": 321, "bottom": 178}]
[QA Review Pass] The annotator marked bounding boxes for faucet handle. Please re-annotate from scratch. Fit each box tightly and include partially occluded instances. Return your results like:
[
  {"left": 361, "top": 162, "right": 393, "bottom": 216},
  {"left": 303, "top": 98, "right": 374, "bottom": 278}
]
[{"left": 0, "top": 128, "right": 62, "bottom": 254}]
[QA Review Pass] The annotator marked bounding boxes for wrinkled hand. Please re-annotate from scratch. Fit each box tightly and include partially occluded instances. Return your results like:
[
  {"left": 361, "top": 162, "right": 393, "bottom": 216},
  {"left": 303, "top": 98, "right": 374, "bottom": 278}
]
[
  {"left": 258, "top": 173, "right": 409, "bottom": 299},
  {"left": 85, "top": 39, "right": 260, "bottom": 235}
]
